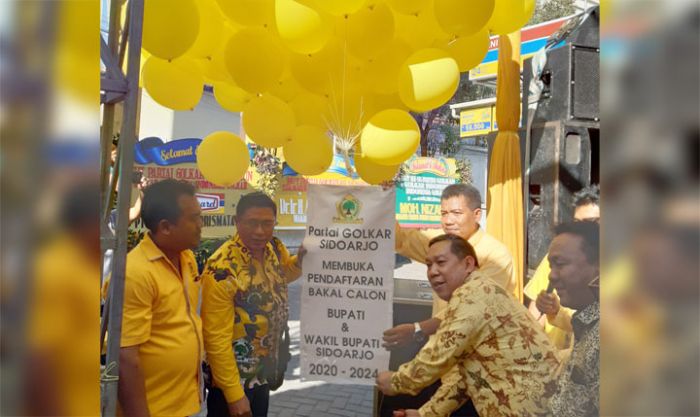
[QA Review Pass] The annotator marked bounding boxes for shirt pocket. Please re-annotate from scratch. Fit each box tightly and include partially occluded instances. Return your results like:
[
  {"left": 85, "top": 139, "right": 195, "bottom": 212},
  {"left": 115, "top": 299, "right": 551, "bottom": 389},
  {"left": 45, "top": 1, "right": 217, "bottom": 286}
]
[{"left": 153, "top": 275, "right": 186, "bottom": 320}]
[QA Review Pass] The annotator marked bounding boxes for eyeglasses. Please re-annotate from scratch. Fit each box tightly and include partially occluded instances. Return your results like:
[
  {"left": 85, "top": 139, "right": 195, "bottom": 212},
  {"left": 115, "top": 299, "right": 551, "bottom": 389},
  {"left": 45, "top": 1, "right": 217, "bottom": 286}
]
[{"left": 240, "top": 219, "right": 277, "bottom": 230}]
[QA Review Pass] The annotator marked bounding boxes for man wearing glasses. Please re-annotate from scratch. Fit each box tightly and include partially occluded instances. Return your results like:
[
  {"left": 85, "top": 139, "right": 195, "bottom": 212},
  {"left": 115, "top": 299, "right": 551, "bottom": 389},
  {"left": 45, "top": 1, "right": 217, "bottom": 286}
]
[{"left": 201, "top": 192, "right": 305, "bottom": 417}]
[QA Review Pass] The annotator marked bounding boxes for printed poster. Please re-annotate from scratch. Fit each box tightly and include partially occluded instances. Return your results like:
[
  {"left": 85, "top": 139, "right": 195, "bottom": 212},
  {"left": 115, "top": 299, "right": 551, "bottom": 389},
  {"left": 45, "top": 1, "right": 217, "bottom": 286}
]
[{"left": 300, "top": 185, "right": 395, "bottom": 385}]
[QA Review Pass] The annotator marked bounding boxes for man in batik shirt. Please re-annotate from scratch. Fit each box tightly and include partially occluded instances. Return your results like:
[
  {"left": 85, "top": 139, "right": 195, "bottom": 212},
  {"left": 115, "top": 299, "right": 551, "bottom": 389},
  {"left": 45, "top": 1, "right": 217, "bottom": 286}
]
[
  {"left": 545, "top": 221, "right": 600, "bottom": 417},
  {"left": 377, "top": 234, "right": 560, "bottom": 417},
  {"left": 201, "top": 192, "right": 304, "bottom": 417}
]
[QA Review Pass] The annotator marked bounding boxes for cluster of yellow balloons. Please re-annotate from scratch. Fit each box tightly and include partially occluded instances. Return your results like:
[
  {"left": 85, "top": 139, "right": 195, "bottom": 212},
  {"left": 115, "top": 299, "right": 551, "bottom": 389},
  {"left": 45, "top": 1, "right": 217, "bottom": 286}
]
[{"left": 140, "top": 0, "right": 534, "bottom": 185}]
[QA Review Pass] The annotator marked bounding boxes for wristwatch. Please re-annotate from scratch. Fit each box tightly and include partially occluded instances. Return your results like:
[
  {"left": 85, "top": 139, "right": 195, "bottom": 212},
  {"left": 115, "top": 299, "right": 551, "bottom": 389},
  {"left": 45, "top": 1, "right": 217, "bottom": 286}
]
[{"left": 413, "top": 322, "right": 426, "bottom": 344}]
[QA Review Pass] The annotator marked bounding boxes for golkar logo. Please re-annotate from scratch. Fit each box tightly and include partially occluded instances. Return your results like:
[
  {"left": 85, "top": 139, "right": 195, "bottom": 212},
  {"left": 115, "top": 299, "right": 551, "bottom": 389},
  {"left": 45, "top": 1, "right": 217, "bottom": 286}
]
[
  {"left": 333, "top": 193, "right": 363, "bottom": 224},
  {"left": 196, "top": 193, "right": 225, "bottom": 214}
]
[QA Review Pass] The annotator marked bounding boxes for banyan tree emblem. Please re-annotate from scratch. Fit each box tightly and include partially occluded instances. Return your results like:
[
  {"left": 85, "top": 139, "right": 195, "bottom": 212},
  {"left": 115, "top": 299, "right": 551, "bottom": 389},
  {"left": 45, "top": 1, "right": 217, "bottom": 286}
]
[{"left": 333, "top": 193, "right": 363, "bottom": 224}]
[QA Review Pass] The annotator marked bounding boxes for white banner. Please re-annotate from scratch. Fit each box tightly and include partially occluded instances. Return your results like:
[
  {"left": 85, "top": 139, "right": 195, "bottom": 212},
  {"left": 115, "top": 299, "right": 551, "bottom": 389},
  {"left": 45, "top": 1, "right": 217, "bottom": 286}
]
[{"left": 300, "top": 185, "right": 395, "bottom": 385}]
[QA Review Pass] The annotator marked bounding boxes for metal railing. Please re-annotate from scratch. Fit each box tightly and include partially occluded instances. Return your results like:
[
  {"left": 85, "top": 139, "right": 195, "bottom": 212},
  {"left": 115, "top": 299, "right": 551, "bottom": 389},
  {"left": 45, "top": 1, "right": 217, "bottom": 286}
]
[{"left": 99, "top": 1, "right": 144, "bottom": 415}]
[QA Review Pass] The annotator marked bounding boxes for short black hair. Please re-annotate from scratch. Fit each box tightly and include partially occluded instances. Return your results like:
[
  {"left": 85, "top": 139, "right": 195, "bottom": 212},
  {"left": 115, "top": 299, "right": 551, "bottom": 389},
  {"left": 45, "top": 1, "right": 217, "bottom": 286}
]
[
  {"left": 553, "top": 221, "right": 600, "bottom": 265},
  {"left": 61, "top": 182, "right": 100, "bottom": 231},
  {"left": 235, "top": 192, "right": 277, "bottom": 218},
  {"left": 572, "top": 184, "right": 600, "bottom": 209},
  {"left": 428, "top": 234, "right": 480, "bottom": 268},
  {"left": 141, "top": 179, "right": 196, "bottom": 232},
  {"left": 441, "top": 183, "right": 481, "bottom": 210}
]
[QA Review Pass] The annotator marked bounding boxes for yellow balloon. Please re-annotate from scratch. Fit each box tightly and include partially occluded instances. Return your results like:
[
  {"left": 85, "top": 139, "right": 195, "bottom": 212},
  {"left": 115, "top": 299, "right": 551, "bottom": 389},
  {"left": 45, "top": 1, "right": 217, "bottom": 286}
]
[
  {"left": 340, "top": 2, "right": 394, "bottom": 60},
  {"left": 225, "top": 27, "right": 286, "bottom": 93},
  {"left": 360, "top": 109, "right": 420, "bottom": 166},
  {"left": 200, "top": 24, "right": 238, "bottom": 83},
  {"left": 284, "top": 126, "right": 334, "bottom": 175},
  {"left": 324, "top": 54, "right": 372, "bottom": 102},
  {"left": 364, "top": 92, "right": 408, "bottom": 120},
  {"left": 243, "top": 95, "right": 297, "bottom": 148},
  {"left": 268, "top": 74, "right": 303, "bottom": 103},
  {"left": 363, "top": 0, "right": 385, "bottom": 7},
  {"left": 275, "top": 0, "right": 332, "bottom": 54},
  {"left": 201, "top": 55, "right": 230, "bottom": 83},
  {"left": 394, "top": 3, "right": 448, "bottom": 50},
  {"left": 213, "top": 81, "right": 252, "bottom": 112},
  {"left": 434, "top": 0, "right": 494, "bottom": 36},
  {"left": 54, "top": 0, "right": 98, "bottom": 104},
  {"left": 142, "top": 56, "right": 204, "bottom": 110},
  {"left": 289, "top": 53, "right": 329, "bottom": 96},
  {"left": 197, "top": 131, "right": 250, "bottom": 186},
  {"left": 386, "top": 0, "right": 430, "bottom": 15},
  {"left": 216, "top": 0, "right": 274, "bottom": 28},
  {"left": 290, "top": 92, "right": 330, "bottom": 127},
  {"left": 58, "top": 0, "right": 98, "bottom": 59},
  {"left": 354, "top": 152, "right": 401, "bottom": 185},
  {"left": 289, "top": 39, "right": 343, "bottom": 96},
  {"left": 599, "top": 0, "right": 609, "bottom": 25},
  {"left": 366, "top": 39, "right": 412, "bottom": 94},
  {"left": 398, "top": 48, "right": 459, "bottom": 112},
  {"left": 56, "top": 50, "right": 98, "bottom": 105},
  {"left": 489, "top": 0, "right": 535, "bottom": 35},
  {"left": 313, "top": 0, "right": 366, "bottom": 16},
  {"left": 440, "top": 28, "right": 490, "bottom": 72},
  {"left": 186, "top": 0, "right": 224, "bottom": 58},
  {"left": 143, "top": 0, "right": 199, "bottom": 60}
]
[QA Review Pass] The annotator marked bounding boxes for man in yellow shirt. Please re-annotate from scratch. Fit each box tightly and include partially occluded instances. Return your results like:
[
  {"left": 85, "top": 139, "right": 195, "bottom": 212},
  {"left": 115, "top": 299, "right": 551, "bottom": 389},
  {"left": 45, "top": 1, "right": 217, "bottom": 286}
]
[
  {"left": 201, "top": 192, "right": 303, "bottom": 417},
  {"left": 26, "top": 183, "right": 100, "bottom": 416},
  {"left": 377, "top": 234, "right": 559, "bottom": 417},
  {"left": 384, "top": 183, "right": 515, "bottom": 348},
  {"left": 118, "top": 179, "right": 204, "bottom": 417},
  {"left": 527, "top": 185, "right": 599, "bottom": 351}
]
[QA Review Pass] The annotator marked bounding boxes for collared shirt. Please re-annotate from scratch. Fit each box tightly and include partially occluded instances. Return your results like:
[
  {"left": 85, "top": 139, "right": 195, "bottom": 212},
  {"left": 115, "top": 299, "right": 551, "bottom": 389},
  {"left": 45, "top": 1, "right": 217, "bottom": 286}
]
[
  {"left": 120, "top": 233, "right": 203, "bottom": 417},
  {"left": 391, "top": 271, "right": 560, "bottom": 417},
  {"left": 547, "top": 302, "right": 599, "bottom": 417},
  {"left": 524, "top": 256, "right": 575, "bottom": 351},
  {"left": 395, "top": 225, "right": 517, "bottom": 313},
  {"left": 29, "top": 234, "right": 100, "bottom": 416},
  {"left": 200, "top": 235, "right": 301, "bottom": 403}
]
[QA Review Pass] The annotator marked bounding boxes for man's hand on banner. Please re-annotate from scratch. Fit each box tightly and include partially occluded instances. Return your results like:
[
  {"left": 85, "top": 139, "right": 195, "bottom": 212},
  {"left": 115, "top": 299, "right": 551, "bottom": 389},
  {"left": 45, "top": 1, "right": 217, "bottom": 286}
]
[
  {"left": 376, "top": 371, "right": 397, "bottom": 395},
  {"left": 296, "top": 245, "right": 307, "bottom": 268},
  {"left": 382, "top": 324, "right": 414, "bottom": 349}
]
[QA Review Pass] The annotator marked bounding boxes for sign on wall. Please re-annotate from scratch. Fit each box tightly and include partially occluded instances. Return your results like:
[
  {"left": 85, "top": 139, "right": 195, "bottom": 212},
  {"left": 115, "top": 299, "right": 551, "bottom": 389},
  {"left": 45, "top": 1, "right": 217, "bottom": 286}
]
[
  {"left": 468, "top": 17, "right": 568, "bottom": 80},
  {"left": 395, "top": 156, "right": 459, "bottom": 228},
  {"left": 460, "top": 107, "right": 493, "bottom": 137},
  {"left": 459, "top": 106, "right": 523, "bottom": 138}
]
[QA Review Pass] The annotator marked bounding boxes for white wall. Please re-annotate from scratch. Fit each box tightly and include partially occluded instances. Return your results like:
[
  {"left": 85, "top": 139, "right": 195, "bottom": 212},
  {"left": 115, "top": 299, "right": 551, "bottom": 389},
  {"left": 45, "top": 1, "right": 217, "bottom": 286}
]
[
  {"left": 172, "top": 91, "right": 241, "bottom": 139},
  {"left": 138, "top": 90, "right": 175, "bottom": 140},
  {"left": 138, "top": 89, "right": 241, "bottom": 142}
]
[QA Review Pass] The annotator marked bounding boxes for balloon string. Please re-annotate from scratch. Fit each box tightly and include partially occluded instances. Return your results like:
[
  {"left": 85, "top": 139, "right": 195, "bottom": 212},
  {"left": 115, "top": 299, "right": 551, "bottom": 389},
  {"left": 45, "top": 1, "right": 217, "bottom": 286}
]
[{"left": 341, "top": 18, "right": 348, "bottom": 141}]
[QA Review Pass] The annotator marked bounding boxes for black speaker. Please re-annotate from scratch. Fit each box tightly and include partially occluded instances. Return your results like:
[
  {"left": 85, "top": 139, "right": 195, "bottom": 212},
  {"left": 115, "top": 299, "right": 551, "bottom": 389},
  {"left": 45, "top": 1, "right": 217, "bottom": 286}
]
[
  {"left": 527, "top": 43, "right": 600, "bottom": 125},
  {"left": 521, "top": 8, "right": 600, "bottom": 269},
  {"left": 526, "top": 122, "right": 599, "bottom": 267},
  {"left": 521, "top": 7, "right": 600, "bottom": 124}
]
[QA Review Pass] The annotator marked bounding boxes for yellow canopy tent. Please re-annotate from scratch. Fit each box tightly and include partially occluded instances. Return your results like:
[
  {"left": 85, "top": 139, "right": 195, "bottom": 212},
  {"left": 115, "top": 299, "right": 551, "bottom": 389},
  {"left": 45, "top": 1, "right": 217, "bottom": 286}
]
[{"left": 486, "top": 32, "right": 524, "bottom": 302}]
